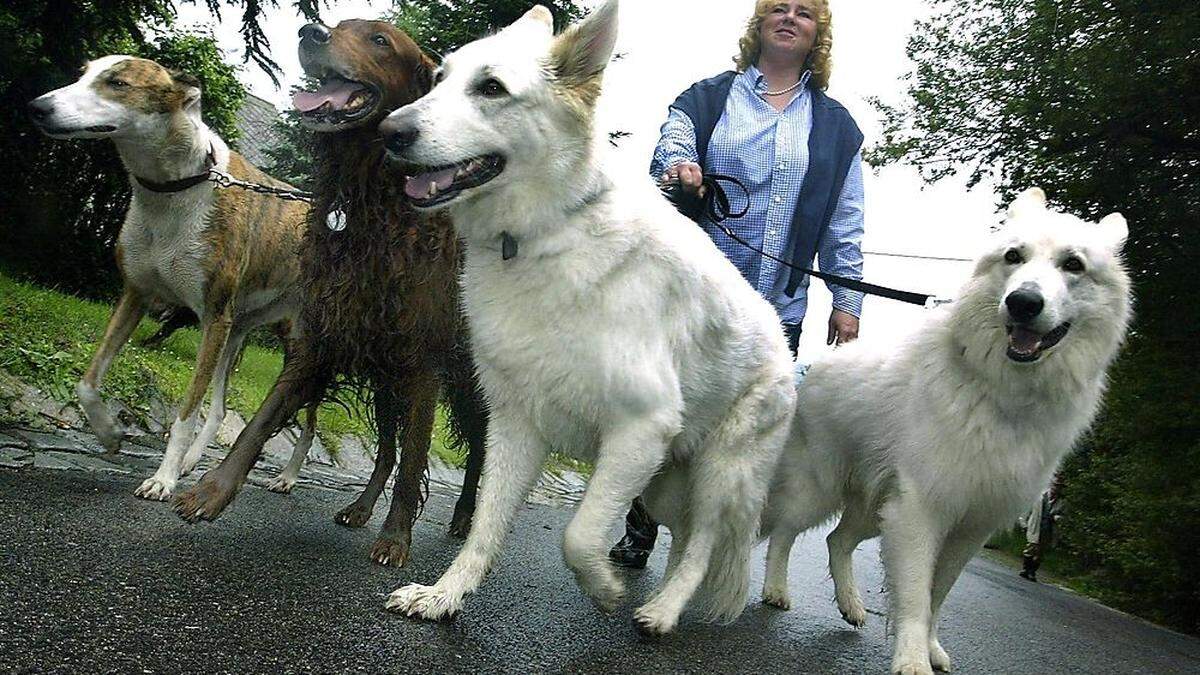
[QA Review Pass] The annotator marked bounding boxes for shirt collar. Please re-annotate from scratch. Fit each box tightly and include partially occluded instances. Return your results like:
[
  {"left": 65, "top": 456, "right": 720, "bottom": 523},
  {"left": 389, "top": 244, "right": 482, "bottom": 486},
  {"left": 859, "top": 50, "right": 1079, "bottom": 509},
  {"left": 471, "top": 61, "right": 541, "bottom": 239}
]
[{"left": 744, "top": 64, "right": 812, "bottom": 94}]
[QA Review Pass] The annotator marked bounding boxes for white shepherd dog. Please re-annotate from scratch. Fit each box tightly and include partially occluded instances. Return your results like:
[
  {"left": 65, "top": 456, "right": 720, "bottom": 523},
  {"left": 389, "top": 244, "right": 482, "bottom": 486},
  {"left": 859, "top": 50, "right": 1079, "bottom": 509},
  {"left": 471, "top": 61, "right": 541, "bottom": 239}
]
[
  {"left": 377, "top": 0, "right": 796, "bottom": 635},
  {"left": 758, "top": 188, "right": 1133, "bottom": 674}
]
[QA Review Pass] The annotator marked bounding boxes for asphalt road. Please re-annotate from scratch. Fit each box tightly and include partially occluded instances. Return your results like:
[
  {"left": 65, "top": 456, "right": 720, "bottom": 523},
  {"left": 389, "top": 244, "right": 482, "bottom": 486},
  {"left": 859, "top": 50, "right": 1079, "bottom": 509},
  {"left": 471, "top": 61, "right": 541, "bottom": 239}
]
[{"left": 2, "top": 468, "right": 1198, "bottom": 674}]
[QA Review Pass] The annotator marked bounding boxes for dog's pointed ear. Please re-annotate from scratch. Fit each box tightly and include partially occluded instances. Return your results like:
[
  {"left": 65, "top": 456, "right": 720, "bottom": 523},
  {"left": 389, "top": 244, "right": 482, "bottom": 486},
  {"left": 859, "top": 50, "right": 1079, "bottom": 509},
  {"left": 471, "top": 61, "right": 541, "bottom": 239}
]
[
  {"left": 549, "top": 0, "right": 619, "bottom": 86},
  {"left": 170, "top": 70, "right": 202, "bottom": 111},
  {"left": 1097, "top": 212, "right": 1128, "bottom": 249},
  {"left": 519, "top": 5, "right": 555, "bottom": 32},
  {"left": 1006, "top": 187, "right": 1047, "bottom": 221}
]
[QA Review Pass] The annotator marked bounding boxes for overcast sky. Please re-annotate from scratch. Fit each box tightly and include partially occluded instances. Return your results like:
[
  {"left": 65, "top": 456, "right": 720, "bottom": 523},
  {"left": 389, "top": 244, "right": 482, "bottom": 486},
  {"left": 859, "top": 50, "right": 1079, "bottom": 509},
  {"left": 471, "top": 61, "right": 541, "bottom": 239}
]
[{"left": 175, "top": 0, "right": 1004, "bottom": 359}]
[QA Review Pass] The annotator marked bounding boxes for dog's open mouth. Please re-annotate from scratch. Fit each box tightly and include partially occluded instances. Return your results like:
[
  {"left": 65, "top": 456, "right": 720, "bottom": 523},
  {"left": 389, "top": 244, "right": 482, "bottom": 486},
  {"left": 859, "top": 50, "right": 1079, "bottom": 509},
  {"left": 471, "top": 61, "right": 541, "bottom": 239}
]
[
  {"left": 292, "top": 76, "right": 380, "bottom": 125},
  {"left": 402, "top": 155, "right": 506, "bottom": 208},
  {"left": 1006, "top": 322, "right": 1070, "bottom": 362}
]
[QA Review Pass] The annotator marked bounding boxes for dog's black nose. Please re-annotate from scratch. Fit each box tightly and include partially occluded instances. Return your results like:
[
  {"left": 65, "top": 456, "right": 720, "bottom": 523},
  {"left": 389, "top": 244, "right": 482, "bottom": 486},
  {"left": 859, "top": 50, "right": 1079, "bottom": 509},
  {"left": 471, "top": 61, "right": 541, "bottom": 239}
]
[
  {"left": 299, "top": 23, "right": 331, "bottom": 45},
  {"left": 27, "top": 97, "right": 53, "bottom": 122},
  {"left": 384, "top": 127, "right": 419, "bottom": 156},
  {"left": 1005, "top": 288, "right": 1044, "bottom": 323}
]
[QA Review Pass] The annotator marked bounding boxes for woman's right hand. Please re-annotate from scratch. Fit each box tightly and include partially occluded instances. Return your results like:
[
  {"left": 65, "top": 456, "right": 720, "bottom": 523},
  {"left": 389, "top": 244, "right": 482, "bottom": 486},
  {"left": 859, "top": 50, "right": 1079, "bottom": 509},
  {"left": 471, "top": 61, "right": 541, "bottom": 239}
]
[{"left": 661, "top": 162, "right": 706, "bottom": 196}]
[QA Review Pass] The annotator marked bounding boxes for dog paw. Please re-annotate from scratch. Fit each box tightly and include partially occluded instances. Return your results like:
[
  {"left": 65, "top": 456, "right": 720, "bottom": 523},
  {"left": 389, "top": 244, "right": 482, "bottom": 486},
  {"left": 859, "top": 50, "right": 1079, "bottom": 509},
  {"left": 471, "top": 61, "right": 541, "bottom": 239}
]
[
  {"left": 98, "top": 430, "right": 125, "bottom": 455},
  {"left": 892, "top": 649, "right": 935, "bottom": 675},
  {"left": 632, "top": 602, "right": 678, "bottom": 638},
  {"left": 929, "top": 639, "right": 952, "bottom": 672},
  {"left": 172, "top": 471, "right": 240, "bottom": 523},
  {"left": 578, "top": 570, "right": 625, "bottom": 612},
  {"left": 334, "top": 501, "right": 373, "bottom": 528},
  {"left": 370, "top": 532, "right": 411, "bottom": 568},
  {"left": 179, "top": 448, "right": 204, "bottom": 477},
  {"left": 762, "top": 584, "right": 792, "bottom": 610},
  {"left": 134, "top": 476, "right": 175, "bottom": 501},
  {"left": 836, "top": 589, "right": 867, "bottom": 627},
  {"left": 447, "top": 507, "right": 473, "bottom": 539},
  {"left": 385, "top": 584, "right": 461, "bottom": 621},
  {"left": 266, "top": 474, "right": 297, "bottom": 494}
]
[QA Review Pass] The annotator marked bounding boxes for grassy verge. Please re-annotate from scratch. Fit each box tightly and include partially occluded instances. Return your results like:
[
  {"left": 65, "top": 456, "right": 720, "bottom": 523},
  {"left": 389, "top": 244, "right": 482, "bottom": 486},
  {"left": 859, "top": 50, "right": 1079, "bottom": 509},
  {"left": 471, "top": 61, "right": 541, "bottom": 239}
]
[{"left": 0, "top": 272, "right": 458, "bottom": 465}]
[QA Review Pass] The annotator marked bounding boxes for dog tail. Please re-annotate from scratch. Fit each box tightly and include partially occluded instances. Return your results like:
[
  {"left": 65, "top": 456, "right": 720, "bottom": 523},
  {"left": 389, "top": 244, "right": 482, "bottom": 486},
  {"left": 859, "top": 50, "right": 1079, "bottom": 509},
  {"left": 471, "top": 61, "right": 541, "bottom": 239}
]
[
  {"left": 698, "top": 505, "right": 758, "bottom": 623},
  {"left": 697, "top": 364, "right": 797, "bottom": 623}
]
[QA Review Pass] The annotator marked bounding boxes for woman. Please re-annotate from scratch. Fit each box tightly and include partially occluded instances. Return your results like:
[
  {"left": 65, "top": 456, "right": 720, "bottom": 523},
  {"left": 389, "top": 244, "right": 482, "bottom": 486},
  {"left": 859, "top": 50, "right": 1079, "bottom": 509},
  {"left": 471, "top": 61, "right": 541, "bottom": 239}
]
[{"left": 611, "top": 0, "right": 867, "bottom": 570}]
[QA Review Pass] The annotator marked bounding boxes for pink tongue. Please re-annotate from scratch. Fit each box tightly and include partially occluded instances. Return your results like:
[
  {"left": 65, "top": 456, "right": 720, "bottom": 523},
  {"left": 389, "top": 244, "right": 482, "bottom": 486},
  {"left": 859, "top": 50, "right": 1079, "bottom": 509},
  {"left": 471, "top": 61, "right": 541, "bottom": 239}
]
[
  {"left": 404, "top": 168, "right": 458, "bottom": 200},
  {"left": 292, "top": 80, "right": 364, "bottom": 113},
  {"left": 1009, "top": 326, "right": 1042, "bottom": 355}
]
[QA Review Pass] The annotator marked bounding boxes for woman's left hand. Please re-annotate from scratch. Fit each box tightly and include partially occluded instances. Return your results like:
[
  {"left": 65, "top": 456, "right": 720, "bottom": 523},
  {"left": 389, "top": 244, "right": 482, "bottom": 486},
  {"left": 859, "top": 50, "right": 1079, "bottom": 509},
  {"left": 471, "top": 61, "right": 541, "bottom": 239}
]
[{"left": 827, "top": 309, "right": 859, "bottom": 346}]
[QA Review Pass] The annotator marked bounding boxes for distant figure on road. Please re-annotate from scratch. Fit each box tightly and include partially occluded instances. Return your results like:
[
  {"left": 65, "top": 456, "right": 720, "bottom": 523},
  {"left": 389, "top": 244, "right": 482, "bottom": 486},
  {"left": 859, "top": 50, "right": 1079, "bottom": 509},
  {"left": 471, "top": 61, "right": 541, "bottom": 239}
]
[{"left": 1020, "top": 477, "right": 1064, "bottom": 582}]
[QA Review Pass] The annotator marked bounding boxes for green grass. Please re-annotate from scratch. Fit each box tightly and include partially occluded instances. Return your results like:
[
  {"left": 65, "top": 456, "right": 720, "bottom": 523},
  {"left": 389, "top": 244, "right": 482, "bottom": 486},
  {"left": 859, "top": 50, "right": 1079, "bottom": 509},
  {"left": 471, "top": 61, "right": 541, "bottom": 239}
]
[{"left": 0, "top": 271, "right": 465, "bottom": 465}]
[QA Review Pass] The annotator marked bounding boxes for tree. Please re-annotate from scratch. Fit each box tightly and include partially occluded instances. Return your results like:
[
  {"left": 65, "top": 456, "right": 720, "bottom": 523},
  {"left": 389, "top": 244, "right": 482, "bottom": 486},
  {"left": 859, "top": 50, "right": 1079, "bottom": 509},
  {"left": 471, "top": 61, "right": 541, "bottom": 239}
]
[
  {"left": 870, "top": 0, "right": 1200, "bottom": 633},
  {"left": 389, "top": 0, "right": 586, "bottom": 56}
]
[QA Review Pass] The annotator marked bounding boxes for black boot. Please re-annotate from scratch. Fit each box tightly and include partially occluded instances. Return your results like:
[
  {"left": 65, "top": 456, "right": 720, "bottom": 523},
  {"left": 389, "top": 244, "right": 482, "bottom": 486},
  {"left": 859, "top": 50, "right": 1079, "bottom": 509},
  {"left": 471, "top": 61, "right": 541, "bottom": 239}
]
[
  {"left": 608, "top": 497, "right": 658, "bottom": 569},
  {"left": 1019, "top": 553, "right": 1039, "bottom": 582}
]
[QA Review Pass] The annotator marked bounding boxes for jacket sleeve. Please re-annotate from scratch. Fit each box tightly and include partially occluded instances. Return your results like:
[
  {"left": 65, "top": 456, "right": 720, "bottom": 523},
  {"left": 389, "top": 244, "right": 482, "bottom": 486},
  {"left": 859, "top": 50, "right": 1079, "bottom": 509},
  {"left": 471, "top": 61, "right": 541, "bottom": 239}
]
[{"left": 649, "top": 107, "right": 700, "bottom": 180}]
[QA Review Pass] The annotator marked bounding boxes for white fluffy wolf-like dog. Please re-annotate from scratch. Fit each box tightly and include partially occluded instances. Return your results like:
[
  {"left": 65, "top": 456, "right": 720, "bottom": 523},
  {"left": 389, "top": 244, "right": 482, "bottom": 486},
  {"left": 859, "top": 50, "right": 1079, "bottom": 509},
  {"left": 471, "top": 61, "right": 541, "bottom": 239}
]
[
  {"left": 758, "top": 188, "right": 1132, "bottom": 674},
  {"left": 377, "top": 1, "right": 796, "bottom": 635}
]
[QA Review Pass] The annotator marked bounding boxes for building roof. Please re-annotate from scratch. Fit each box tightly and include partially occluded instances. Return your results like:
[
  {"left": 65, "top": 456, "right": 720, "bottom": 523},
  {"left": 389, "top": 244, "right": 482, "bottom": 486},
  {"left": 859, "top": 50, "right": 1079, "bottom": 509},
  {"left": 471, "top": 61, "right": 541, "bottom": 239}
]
[{"left": 234, "top": 92, "right": 286, "bottom": 167}]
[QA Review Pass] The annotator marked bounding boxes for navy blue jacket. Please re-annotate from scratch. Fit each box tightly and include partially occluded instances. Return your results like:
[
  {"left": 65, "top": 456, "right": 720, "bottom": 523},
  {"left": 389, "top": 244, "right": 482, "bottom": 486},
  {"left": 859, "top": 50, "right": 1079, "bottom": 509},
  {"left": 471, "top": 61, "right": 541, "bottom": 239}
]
[{"left": 670, "top": 71, "right": 863, "bottom": 296}]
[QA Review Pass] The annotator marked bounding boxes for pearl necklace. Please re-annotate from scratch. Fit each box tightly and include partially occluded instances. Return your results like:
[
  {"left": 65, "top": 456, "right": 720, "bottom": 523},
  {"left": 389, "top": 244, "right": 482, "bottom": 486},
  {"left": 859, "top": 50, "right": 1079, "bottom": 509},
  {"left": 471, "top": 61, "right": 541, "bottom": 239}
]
[{"left": 762, "top": 79, "right": 804, "bottom": 97}]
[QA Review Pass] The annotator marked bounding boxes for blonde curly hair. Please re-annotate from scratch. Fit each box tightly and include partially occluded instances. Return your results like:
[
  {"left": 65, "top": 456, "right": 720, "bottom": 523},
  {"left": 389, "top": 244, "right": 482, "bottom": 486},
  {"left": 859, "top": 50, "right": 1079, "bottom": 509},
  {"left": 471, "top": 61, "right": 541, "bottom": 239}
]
[{"left": 734, "top": 0, "right": 833, "bottom": 90}]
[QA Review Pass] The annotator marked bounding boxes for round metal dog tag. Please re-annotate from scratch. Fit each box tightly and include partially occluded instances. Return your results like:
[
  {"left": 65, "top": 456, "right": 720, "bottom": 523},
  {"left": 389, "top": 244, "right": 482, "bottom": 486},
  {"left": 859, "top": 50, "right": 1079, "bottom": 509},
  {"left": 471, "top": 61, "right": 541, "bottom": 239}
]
[{"left": 326, "top": 208, "right": 347, "bottom": 232}]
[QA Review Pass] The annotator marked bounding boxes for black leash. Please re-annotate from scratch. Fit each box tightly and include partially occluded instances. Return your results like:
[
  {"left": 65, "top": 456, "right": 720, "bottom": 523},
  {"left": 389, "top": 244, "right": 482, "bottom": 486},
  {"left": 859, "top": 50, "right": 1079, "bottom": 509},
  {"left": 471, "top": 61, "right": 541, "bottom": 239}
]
[{"left": 661, "top": 174, "right": 945, "bottom": 307}]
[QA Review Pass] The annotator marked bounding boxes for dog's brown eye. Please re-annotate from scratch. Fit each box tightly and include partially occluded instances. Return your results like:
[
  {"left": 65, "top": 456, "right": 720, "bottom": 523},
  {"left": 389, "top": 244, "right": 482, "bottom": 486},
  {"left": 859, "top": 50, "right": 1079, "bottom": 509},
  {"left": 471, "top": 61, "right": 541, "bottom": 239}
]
[
  {"left": 1062, "top": 255, "right": 1085, "bottom": 273},
  {"left": 372, "top": 34, "right": 389, "bottom": 47},
  {"left": 109, "top": 78, "right": 129, "bottom": 89},
  {"left": 1004, "top": 249, "right": 1023, "bottom": 264},
  {"left": 433, "top": 69, "right": 446, "bottom": 85},
  {"left": 477, "top": 78, "right": 508, "bottom": 98}
]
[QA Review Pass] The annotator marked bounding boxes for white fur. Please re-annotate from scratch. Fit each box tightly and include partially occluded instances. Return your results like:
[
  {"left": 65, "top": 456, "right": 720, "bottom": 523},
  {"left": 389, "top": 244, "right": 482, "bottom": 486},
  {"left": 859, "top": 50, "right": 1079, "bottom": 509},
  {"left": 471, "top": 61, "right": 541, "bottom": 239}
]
[
  {"left": 759, "top": 188, "right": 1132, "bottom": 674},
  {"left": 31, "top": 56, "right": 308, "bottom": 499},
  {"left": 380, "top": 1, "right": 795, "bottom": 634}
]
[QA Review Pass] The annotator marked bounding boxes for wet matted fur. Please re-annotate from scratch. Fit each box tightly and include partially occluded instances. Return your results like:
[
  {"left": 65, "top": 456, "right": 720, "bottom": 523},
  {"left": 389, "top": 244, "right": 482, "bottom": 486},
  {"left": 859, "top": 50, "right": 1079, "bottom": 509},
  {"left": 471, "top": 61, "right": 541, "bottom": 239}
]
[{"left": 172, "top": 20, "right": 487, "bottom": 567}]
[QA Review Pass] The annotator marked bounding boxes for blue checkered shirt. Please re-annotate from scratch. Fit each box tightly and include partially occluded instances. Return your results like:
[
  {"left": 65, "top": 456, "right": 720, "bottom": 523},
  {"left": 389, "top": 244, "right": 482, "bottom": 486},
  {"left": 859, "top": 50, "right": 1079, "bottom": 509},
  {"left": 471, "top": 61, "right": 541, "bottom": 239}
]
[{"left": 651, "top": 66, "right": 865, "bottom": 323}]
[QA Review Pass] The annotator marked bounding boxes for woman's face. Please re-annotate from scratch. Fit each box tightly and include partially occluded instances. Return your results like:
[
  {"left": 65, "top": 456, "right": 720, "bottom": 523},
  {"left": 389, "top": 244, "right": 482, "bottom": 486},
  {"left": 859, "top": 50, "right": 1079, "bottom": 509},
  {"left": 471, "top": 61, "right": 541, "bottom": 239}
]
[{"left": 758, "top": 1, "right": 818, "bottom": 65}]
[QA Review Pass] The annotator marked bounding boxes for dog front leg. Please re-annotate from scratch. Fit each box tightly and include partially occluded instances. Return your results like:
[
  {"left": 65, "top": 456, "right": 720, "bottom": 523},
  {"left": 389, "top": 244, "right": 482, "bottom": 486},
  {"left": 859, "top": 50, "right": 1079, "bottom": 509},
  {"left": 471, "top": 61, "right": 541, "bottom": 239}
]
[
  {"left": 268, "top": 404, "right": 317, "bottom": 494},
  {"left": 372, "top": 375, "right": 439, "bottom": 567},
  {"left": 926, "top": 528, "right": 991, "bottom": 673},
  {"left": 180, "top": 327, "right": 247, "bottom": 476},
  {"left": 386, "top": 406, "right": 547, "bottom": 620},
  {"left": 334, "top": 386, "right": 399, "bottom": 529},
  {"left": 444, "top": 366, "right": 488, "bottom": 538},
  {"left": 77, "top": 288, "right": 147, "bottom": 454},
  {"left": 828, "top": 495, "right": 880, "bottom": 627},
  {"left": 135, "top": 312, "right": 233, "bottom": 501},
  {"left": 562, "top": 414, "right": 675, "bottom": 611},
  {"left": 174, "top": 340, "right": 325, "bottom": 521},
  {"left": 879, "top": 486, "right": 943, "bottom": 675}
]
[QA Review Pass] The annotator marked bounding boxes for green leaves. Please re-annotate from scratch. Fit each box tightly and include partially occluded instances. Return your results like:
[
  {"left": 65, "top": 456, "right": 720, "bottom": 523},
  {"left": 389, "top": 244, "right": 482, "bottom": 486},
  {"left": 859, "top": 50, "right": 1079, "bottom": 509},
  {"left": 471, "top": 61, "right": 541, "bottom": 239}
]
[{"left": 388, "top": 0, "right": 586, "bottom": 56}]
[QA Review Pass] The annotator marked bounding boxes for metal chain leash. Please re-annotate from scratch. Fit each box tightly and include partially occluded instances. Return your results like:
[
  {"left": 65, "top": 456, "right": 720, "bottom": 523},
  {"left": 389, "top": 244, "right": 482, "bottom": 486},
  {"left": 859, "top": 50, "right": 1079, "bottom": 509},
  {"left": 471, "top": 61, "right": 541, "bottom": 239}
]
[{"left": 208, "top": 169, "right": 314, "bottom": 203}]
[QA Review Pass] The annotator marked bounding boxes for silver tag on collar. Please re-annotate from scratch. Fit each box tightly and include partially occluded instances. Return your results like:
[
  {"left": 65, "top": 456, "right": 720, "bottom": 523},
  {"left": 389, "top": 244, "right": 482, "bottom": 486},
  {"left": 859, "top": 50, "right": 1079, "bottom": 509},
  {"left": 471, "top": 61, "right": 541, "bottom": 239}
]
[{"left": 326, "top": 208, "right": 347, "bottom": 232}]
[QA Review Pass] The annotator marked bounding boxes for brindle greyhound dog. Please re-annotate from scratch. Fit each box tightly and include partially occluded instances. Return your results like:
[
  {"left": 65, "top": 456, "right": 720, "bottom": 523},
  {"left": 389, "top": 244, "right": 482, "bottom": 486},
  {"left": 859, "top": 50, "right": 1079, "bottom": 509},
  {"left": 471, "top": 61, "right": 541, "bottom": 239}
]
[
  {"left": 173, "top": 20, "right": 488, "bottom": 568},
  {"left": 28, "top": 56, "right": 317, "bottom": 502}
]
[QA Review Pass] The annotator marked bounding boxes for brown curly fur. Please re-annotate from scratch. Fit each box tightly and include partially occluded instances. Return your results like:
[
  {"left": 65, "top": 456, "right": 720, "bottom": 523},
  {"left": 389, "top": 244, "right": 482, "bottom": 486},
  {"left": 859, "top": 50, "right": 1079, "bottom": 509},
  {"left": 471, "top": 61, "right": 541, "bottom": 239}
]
[{"left": 173, "top": 21, "right": 488, "bottom": 560}]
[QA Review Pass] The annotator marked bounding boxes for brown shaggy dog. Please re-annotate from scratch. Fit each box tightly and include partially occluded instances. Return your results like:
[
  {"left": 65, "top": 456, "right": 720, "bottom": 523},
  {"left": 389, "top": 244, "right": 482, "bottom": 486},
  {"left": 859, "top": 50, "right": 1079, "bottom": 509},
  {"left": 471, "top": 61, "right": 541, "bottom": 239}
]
[{"left": 173, "top": 20, "right": 487, "bottom": 567}]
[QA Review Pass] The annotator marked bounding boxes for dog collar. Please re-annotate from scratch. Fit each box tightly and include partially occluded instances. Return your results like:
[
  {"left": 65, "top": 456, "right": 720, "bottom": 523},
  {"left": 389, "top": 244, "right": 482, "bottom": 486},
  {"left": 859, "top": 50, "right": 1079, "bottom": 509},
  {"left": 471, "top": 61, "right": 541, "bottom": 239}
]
[{"left": 134, "top": 143, "right": 217, "bottom": 194}]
